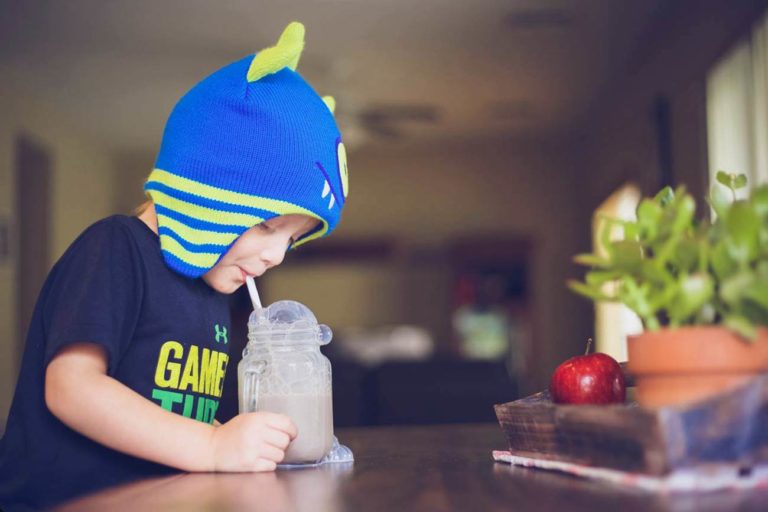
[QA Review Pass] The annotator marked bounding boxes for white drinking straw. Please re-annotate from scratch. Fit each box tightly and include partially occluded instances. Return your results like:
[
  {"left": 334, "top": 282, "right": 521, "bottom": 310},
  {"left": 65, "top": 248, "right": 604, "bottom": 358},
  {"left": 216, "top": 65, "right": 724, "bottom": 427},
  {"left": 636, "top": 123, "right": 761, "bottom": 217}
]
[{"left": 245, "top": 275, "right": 262, "bottom": 310}]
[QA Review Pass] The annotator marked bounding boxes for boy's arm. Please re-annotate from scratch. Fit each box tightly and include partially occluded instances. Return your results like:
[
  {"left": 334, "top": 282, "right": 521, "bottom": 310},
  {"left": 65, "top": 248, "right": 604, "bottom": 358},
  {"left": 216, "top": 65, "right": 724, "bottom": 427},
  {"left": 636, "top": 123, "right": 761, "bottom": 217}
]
[{"left": 45, "top": 342, "right": 297, "bottom": 472}]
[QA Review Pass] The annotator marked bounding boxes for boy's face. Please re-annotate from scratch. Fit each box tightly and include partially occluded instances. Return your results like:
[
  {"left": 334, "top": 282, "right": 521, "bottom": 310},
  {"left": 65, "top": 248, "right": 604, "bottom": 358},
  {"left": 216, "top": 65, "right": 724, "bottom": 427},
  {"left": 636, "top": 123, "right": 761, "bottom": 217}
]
[{"left": 202, "top": 214, "right": 319, "bottom": 294}]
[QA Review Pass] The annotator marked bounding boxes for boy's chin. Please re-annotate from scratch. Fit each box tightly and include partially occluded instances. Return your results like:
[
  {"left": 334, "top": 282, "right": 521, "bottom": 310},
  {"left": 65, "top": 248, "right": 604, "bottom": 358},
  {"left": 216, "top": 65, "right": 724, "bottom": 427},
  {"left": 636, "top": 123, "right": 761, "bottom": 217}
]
[
  {"left": 219, "top": 280, "right": 244, "bottom": 294},
  {"left": 201, "top": 275, "right": 242, "bottom": 294}
]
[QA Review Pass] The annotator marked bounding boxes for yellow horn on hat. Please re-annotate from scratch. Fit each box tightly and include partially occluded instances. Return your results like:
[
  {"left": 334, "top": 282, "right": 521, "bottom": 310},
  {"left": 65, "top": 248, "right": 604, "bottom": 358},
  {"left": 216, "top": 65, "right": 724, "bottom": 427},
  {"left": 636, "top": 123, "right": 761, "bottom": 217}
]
[
  {"left": 322, "top": 96, "right": 336, "bottom": 114},
  {"left": 247, "top": 21, "right": 305, "bottom": 83}
]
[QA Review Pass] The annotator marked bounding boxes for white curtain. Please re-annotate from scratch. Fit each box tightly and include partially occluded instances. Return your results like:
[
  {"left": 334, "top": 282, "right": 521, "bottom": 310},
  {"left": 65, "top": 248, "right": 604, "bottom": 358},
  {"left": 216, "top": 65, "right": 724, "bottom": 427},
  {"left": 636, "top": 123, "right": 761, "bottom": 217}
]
[{"left": 707, "top": 11, "right": 768, "bottom": 189}]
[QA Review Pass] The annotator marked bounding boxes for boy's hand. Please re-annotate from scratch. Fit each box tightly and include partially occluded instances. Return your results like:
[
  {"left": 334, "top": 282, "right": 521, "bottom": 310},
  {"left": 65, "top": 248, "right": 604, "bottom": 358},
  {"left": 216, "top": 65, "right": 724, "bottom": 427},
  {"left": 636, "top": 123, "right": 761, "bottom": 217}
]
[{"left": 210, "top": 412, "right": 297, "bottom": 472}]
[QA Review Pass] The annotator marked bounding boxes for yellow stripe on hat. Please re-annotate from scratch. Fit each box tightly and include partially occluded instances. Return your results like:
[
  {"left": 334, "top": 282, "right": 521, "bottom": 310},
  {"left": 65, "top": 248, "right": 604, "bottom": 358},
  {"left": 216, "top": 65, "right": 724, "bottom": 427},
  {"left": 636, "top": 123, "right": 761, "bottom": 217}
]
[
  {"left": 146, "top": 168, "right": 331, "bottom": 252},
  {"left": 160, "top": 234, "right": 221, "bottom": 269},
  {"left": 157, "top": 213, "right": 242, "bottom": 247},
  {"left": 148, "top": 168, "right": 323, "bottom": 221},
  {"left": 147, "top": 187, "right": 265, "bottom": 227}
]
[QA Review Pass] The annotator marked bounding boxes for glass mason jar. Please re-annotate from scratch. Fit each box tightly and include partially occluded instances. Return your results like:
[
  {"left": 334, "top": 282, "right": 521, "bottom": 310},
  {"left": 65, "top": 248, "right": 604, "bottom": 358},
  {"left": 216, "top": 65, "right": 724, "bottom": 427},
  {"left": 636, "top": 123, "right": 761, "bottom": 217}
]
[{"left": 238, "top": 300, "right": 334, "bottom": 465}]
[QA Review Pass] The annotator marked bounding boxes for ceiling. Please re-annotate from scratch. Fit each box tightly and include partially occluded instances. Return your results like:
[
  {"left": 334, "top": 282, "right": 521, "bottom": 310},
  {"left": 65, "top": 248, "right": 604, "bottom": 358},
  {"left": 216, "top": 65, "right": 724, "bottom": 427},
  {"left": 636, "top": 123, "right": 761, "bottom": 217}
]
[{"left": 0, "top": 0, "right": 666, "bottom": 153}]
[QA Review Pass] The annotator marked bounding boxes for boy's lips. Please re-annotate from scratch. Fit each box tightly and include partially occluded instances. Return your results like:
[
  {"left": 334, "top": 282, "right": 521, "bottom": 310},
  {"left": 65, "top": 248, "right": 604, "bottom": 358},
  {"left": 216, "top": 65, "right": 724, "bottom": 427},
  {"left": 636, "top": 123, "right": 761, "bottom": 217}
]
[{"left": 239, "top": 267, "right": 261, "bottom": 281}]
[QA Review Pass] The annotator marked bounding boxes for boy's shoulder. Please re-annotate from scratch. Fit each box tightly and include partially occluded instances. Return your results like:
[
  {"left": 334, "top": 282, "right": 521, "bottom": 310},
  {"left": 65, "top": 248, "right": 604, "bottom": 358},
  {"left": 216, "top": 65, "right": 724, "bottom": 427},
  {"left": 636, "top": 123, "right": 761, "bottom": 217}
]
[
  {"left": 65, "top": 215, "right": 152, "bottom": 256},
  {"left": 79, "top": 214, "right": 146, "bottom": 240},
  {"left": 90, "top": 214, "right": 136, "bottom": 230}
]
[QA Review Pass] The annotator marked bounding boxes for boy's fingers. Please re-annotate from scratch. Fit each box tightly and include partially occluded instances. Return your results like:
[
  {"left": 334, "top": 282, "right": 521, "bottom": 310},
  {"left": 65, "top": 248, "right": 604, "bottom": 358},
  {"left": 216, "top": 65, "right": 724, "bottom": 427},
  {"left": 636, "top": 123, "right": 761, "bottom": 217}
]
[
  {"left": 259, "top": 443, "right": 286, "bottom": 464},
  {"left": 266, "top": 414, "right": 298, "bottom": 439},
  {"left": 253, "top": 459, "right": 278, "bottom": 472},
  {"left": 263, "top": 429, "right": 291, "bottom": 450}
]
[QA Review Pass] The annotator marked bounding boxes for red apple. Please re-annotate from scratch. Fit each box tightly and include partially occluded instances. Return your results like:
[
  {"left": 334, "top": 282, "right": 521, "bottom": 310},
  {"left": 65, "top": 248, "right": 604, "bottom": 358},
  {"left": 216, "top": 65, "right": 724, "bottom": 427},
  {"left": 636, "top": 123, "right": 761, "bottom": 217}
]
[{"left": 549, "top": 342, "right": 626, "bottom": 405}]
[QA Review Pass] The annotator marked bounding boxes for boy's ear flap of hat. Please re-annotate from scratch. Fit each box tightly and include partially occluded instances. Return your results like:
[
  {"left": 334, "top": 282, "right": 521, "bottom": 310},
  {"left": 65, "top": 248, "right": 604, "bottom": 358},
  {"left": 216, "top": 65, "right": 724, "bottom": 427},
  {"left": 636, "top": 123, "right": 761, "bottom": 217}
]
[{"left": 247, "top": 21, "right": 306, "bottom": 82}]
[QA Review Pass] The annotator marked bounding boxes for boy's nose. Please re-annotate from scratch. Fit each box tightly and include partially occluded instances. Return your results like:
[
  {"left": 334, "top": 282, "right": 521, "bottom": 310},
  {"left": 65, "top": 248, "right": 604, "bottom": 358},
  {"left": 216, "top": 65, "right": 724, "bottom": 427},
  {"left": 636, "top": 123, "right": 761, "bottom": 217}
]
[{"left": 259, "top": 242, "right": 287, "bottom": 268}]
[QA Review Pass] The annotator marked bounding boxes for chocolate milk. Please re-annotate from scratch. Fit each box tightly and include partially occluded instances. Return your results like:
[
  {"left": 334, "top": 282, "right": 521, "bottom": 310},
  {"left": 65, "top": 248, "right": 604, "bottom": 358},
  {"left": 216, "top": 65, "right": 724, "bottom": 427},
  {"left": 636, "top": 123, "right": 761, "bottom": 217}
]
[{"left": 259, "top": 392, "right": 334, "bottom": 463}]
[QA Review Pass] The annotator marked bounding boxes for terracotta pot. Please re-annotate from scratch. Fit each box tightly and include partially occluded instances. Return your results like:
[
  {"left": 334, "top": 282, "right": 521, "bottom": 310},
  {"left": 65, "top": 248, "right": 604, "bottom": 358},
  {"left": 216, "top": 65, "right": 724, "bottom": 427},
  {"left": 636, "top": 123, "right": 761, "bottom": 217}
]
[{"left": 627, "top": 326, "right": 768, "bottom": 407}]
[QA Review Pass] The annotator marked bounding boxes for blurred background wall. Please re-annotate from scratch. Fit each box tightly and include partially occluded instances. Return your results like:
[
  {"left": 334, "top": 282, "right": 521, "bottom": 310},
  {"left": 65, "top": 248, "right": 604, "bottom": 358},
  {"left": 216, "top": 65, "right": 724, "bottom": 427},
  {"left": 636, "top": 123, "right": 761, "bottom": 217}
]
[{"left": 1, "top": 0, "right": 766, "bottom": 428}]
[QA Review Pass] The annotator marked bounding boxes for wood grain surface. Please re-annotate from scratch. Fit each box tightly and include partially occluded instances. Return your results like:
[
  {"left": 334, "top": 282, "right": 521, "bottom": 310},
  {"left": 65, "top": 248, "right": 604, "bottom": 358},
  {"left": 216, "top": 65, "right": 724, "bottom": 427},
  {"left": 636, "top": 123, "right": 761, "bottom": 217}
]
[{"left": 53, "top": 424, "right": 767, "bottom": 512}]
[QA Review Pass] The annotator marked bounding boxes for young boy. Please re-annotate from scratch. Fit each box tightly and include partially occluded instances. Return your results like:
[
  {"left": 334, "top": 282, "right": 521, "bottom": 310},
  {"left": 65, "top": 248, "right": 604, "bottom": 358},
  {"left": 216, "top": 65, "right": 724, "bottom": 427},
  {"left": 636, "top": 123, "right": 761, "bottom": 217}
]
[{"left": 0, "top": 21, "right": 349, "bottom": 510}]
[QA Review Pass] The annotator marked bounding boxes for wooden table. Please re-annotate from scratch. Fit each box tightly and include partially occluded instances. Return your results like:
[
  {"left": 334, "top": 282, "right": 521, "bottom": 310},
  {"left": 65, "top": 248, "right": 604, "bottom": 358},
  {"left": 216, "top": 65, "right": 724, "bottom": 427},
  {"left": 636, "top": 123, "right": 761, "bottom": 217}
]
[{"left": 54, "top": 423, "right": 767, "bottom": 512}]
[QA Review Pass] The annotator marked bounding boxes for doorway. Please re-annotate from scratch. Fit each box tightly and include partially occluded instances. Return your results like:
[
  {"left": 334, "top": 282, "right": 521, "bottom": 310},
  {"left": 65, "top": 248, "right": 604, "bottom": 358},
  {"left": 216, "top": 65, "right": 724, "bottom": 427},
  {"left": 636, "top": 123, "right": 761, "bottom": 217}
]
[{"left": 15, "top": 135, "right": 52, "bottom": 365}]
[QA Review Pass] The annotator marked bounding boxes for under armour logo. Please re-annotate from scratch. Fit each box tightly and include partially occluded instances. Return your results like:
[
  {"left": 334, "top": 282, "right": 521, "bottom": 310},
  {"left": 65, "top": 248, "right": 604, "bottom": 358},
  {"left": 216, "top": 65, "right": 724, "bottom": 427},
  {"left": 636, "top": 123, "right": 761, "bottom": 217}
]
[{"left": 214, "top": 324, "right": 228, "bottom": 344}]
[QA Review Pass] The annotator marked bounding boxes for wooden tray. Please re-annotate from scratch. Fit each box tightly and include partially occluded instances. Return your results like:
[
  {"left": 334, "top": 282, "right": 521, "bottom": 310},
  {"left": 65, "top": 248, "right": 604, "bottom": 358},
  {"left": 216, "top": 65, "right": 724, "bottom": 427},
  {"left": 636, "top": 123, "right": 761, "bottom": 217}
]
[{"left": 494, "top": 372, "right": 768, "bottom": 475}]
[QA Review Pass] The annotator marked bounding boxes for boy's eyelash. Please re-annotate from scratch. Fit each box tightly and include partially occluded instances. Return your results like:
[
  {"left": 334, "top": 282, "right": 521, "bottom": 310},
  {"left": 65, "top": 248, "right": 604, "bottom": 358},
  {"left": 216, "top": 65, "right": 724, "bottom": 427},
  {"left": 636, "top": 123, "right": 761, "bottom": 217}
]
[{"left": 257, "top": 223, "right": 296, "bottom": 247}]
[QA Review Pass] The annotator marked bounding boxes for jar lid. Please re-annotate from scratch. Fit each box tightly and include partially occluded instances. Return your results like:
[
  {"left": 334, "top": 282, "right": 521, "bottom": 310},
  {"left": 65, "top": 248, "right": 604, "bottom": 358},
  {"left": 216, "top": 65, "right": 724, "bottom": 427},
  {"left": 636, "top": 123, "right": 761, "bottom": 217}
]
[{"left": 248, "top": 300, "right": 333, "bottom": 345}]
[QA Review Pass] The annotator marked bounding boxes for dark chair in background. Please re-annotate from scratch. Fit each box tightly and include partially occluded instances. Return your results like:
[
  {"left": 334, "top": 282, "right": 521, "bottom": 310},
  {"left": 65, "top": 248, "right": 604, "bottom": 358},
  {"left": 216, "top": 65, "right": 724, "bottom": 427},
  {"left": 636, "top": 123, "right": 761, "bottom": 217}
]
[{"left": 331, "top": 358, "right": 517, "bottom": 427}]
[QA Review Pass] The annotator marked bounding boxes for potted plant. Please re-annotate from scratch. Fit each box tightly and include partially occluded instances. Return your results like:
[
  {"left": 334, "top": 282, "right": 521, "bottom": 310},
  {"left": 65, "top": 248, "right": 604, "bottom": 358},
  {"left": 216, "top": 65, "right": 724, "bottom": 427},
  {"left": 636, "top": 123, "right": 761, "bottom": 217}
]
[{"left": 568, "top": 172, "right": 768, "bottom": 407}]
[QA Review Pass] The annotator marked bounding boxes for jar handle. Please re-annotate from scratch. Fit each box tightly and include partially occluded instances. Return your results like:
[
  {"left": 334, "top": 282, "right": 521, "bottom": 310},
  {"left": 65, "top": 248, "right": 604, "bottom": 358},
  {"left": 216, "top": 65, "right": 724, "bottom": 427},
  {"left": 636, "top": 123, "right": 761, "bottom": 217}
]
[{"left": 242, "top": 360, "right": 268, "bottom": 413}]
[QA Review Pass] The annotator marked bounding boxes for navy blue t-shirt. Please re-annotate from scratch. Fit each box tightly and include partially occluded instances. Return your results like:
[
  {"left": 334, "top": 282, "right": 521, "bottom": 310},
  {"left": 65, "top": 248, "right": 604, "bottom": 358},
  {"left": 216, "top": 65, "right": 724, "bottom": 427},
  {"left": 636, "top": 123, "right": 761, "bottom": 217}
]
[{"left": 0, "top": 215, "right": 232, "bottom": 510}]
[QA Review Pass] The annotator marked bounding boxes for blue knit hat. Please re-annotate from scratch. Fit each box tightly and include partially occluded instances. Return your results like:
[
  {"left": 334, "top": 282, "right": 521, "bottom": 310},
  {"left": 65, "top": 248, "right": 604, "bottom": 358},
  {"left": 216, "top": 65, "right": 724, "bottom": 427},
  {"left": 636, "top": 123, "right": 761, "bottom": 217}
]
[{"left": 145, "top": 22, "right": 349, "bottom": 278}]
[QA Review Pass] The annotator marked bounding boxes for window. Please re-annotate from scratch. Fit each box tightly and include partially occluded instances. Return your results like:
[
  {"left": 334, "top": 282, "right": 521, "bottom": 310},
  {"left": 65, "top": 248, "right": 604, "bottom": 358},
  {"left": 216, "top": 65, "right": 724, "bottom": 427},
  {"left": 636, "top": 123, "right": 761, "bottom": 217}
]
[{"left": 707, "top": 11, "right": 768, "bottom": 191}]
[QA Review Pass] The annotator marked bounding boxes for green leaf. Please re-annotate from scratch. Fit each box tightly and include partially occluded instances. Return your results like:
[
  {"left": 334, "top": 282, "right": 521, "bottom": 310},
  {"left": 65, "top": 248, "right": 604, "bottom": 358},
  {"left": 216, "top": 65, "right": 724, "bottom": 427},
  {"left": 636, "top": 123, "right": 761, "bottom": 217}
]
[
  {"left": 639, "top": 260, "right": 673, "bottom": 284},
  {"left": 617, "top": 276, "right": 653, "bottom": 318},
  {"left": 617, "top": 276, "right": 660, "bottom": 330},
  {"left": 724, "top": 314, "right": 757, "bottom": 341},
  {"left": 611, "top": 240, "right": 643, "bottom": 272},
  {"left": 636, "top": 199, "right": 662, "bottom": 241},
  {"left": 567, "top": 280, "right": 613, "bottom": 301},
  {"left": 760, "top": 225, "right": 768, "bottom": 253},
  {"left": 715, "top": 171, "right": 748, "bottom": 198},
  {"left": 585, "top": 270, "right": 621, "bottom": 286},
  {"left": 671, "top": 236, "right": 699, "bottom": 272},
  {"left": 716, "top": 170, "right": 735, "bottom": 188},
  {"left": 672, "top": 195, "right": 696, "bottom": 234},
  {"left": 653, "top": 186, "right": 675, "bottom": 206},
  {"left": 655, "top": 225, "right": 688, "bottom": 267},
  {"left": 742, "top": 300, "right": 768, "bottom": 327},
  {"left": 672, "top": 237, "right": 701, "bottom": 273},
  {"left": 697, "top": 231, "right": 710, "bottom": 273},
  {"left": 720, "top": 271, "right": 754, "bottom": 306},
  {"left": 622, "top": 221, "right": 640, "bottom": 240},
  {"left": 667, "top": 273, "right": 714, "bottom": 323},
  {"left": 573, "top": 253, "right": 610, "bottom": 268},
  {"left": 711, "top": 241, "right": 736, "bottom": 279},
  {"left": 752, "top": 185, "right": 768, "bottom": 215},
  {"left": 596, "top": 214, "right": 617, "bottom": 259},
  {"left": 743, "top": 280, "right": 768, "bottom": 311},
  {"left": 648, "top": 280, "right": 679, "bottom": 311},
  {"left": 724, "top": 201, "right": 760, "bottom": 263},
  {"left": 637, "top": 199, "right": 662, "bottom": 224}
]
